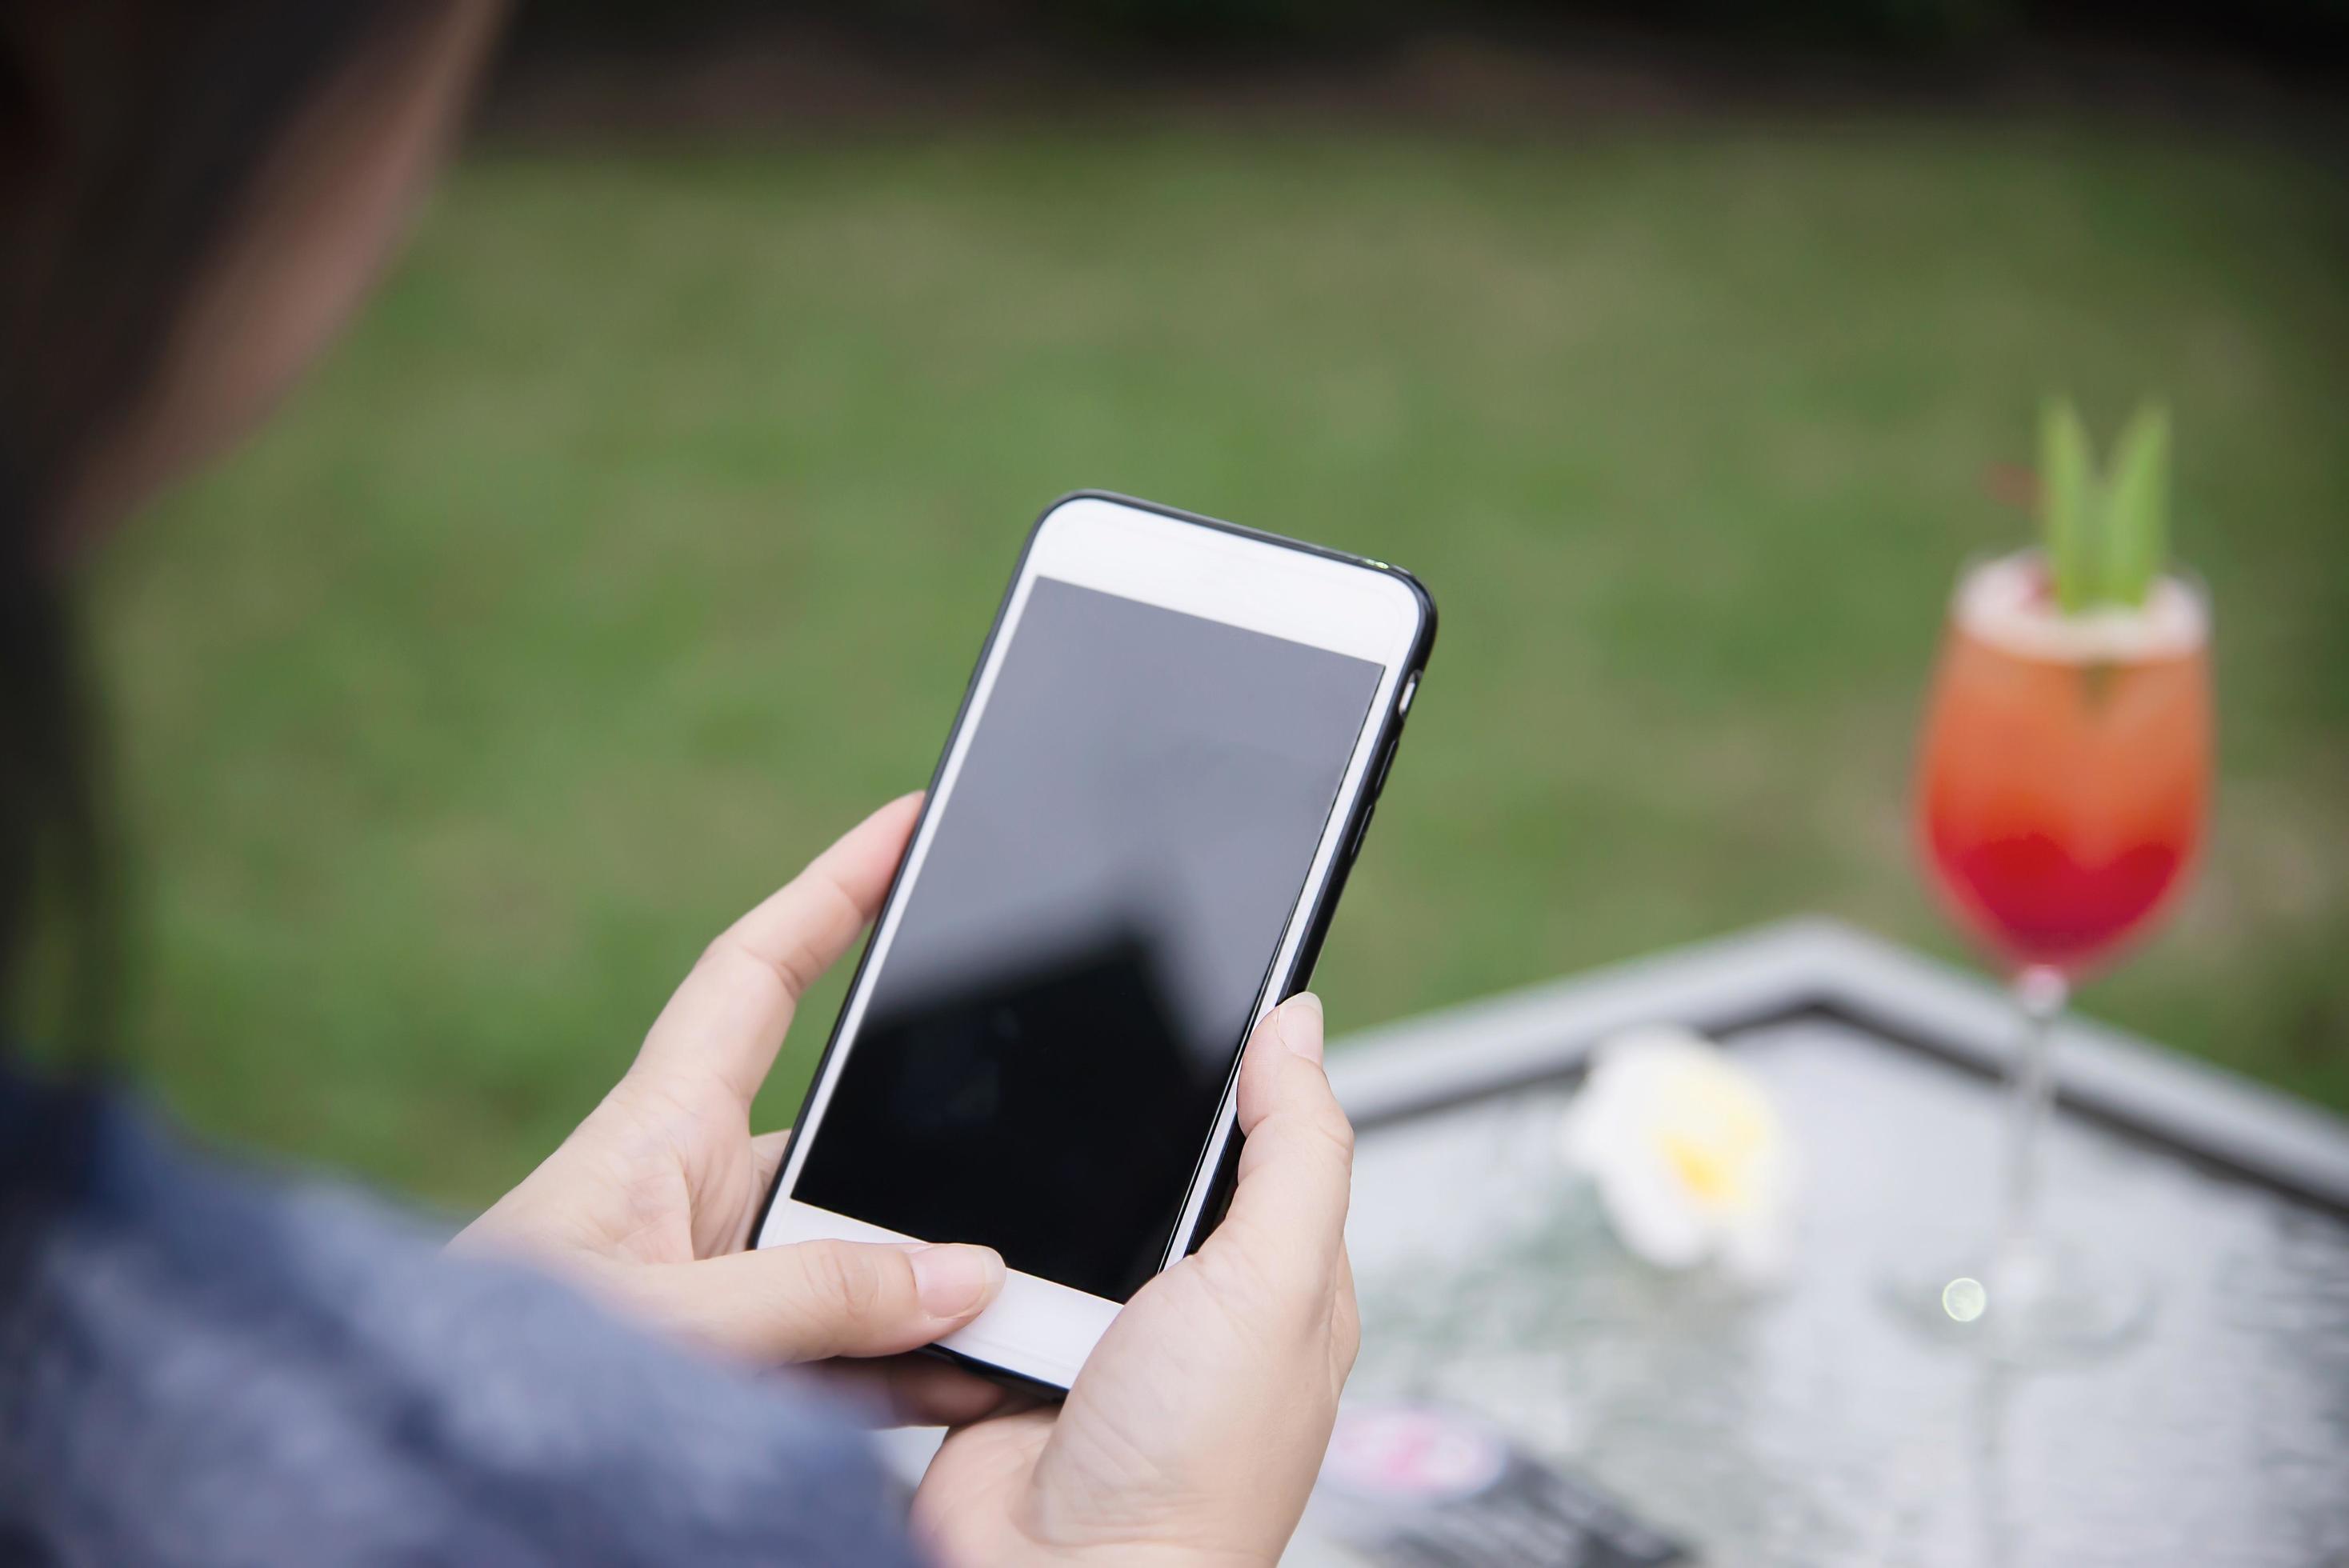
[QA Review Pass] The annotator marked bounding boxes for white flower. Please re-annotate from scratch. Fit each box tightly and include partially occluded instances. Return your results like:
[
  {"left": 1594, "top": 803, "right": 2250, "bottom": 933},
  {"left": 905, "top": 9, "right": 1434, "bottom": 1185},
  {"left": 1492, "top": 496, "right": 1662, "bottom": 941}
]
[{"left": 1559, "top": 1026, "right": 1798, "bottom": 1283}]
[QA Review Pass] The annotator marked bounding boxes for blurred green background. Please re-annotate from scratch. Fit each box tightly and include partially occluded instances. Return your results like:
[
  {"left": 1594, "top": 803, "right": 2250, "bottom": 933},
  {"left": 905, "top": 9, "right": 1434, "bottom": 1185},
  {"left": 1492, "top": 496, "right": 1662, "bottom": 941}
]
[{"left": 92, "top": 98, "right": 2348, "bottom": 1207}]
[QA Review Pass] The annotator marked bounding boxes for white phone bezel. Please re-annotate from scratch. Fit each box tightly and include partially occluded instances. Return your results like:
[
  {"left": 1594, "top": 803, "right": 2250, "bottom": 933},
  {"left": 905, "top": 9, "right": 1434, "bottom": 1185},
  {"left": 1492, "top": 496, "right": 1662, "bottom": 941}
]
[{"left": 754, "top": 494, "right": 1425, "bottom": 1390}]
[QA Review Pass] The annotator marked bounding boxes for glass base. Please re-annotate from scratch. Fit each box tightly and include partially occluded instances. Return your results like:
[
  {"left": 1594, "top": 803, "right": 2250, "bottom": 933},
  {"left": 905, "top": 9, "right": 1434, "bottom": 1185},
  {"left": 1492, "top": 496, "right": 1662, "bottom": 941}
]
[{"left": 1886, "top": 1235, "right": 2154, "bottom": 1368}]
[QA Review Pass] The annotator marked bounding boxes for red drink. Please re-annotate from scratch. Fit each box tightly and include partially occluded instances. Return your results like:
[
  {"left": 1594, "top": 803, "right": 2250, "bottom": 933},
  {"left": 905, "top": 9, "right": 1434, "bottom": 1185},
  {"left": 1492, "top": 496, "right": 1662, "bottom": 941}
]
[
  {"left": 1892, "top": 427, "right": 2211, "bottom": 1364},
  {"left": 1917, "top": 555, "right": 2211, "bottom": 977}
]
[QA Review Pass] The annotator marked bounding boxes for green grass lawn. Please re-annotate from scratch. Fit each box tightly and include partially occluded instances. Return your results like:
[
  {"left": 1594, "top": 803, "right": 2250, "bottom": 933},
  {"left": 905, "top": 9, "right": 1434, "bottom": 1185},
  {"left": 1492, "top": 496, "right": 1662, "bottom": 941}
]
[{"left": 91, "top": 120, "right": 2349, "bottom": 1210}]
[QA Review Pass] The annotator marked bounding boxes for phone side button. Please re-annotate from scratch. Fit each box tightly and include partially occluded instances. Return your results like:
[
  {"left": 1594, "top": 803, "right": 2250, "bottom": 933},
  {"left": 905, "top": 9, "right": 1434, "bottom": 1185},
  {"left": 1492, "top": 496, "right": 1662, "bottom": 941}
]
[
  {"left": 1370, "top": 741, "right": 1395, "bottom": 798},
  {"left": 1398, "top": 673, "right": 1419, "bottom": 716},
  {"left": 1348, "top": 803, "right": 1375, "bottom": 858}
]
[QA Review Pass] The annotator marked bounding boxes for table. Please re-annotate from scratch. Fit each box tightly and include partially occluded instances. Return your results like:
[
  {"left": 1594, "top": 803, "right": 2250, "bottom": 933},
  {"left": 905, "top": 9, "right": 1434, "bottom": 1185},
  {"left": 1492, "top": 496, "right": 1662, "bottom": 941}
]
[{"left": 1312, "top": 919, "right": 2349, "bottom": 1566}]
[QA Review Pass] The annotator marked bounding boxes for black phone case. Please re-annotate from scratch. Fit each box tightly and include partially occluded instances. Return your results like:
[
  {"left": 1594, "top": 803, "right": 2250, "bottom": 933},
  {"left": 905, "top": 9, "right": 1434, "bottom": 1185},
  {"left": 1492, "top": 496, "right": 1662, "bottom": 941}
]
[{"left": 746, "top": 490, "right": 1437, "bottom": 1396}]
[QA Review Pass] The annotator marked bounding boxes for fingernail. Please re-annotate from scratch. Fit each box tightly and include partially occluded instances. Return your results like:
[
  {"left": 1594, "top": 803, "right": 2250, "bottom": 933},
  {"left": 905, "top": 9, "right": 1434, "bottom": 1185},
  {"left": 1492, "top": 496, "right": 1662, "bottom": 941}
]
[
  {"left": 910, "top": 1245, "right": 1002, "bottom": 1318},
  {"left": 1280, "top": 993, "right": 1326, "bottom": 1063}
]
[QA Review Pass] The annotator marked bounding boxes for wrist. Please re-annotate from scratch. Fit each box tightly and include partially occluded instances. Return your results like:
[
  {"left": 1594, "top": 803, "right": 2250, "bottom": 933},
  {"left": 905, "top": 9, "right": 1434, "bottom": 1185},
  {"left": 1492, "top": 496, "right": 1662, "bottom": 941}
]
[
  {"left": 952, "top": 1539, "right": 1271, "bottom": 1568},
  {"left": 922, "top": 1507, "right": 1279, "bottom": 1568}
]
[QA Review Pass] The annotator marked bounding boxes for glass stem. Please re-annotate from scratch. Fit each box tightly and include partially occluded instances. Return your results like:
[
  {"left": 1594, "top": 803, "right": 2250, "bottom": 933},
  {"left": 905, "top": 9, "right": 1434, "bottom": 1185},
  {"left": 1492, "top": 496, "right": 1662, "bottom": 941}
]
[{"left": 1996, "top": 966, "right": 2068, "bottom": 1281}]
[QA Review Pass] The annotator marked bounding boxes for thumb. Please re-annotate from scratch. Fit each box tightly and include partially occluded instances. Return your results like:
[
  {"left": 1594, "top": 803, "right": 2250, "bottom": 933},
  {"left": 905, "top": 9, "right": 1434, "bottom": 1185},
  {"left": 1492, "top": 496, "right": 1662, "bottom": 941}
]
[
  {"left": 1215, "top": 992, "right": 1354, "bottom": 1292},
  {"left": 610, "top": 1239, "right": 1005, "bottom": 1363}
]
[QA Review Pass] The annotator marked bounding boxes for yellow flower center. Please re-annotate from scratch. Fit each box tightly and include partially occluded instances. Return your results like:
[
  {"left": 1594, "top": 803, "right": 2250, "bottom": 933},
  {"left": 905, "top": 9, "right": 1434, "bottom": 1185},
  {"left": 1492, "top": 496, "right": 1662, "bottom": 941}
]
[
  {"left": 1661, "top": 1133, "right": 1742, "bottom": 1206},
  {"left": 1653, "top": 1074, "right": 1773, "bottom": 1212}
]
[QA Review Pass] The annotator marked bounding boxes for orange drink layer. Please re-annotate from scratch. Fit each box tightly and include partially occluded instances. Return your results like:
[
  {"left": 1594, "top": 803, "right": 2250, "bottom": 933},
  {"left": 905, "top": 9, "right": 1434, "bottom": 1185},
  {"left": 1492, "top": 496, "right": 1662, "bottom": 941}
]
[{"left": 1917, "top": 556, "right": 2211, "bottom": 977}]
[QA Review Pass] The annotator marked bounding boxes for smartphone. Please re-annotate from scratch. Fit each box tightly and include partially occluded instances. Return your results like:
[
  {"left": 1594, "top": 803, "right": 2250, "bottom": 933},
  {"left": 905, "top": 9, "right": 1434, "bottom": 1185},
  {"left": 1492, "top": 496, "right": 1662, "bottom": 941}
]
[{"left": 751, "top": 491, "right": 1435, "bottom": 1392}]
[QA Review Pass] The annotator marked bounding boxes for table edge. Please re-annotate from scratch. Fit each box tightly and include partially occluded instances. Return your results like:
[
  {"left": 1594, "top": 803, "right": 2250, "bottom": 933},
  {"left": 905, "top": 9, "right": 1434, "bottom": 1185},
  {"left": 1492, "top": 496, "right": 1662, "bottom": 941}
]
[{"left": 1326, "top": 918, "right": 2349, "bottom": 1214}]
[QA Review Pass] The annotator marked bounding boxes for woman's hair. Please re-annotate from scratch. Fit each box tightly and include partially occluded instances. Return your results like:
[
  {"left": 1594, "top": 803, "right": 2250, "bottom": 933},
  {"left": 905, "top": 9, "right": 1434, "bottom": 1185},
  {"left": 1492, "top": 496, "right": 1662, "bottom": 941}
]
[{"left": 0, "top": 1, "right": 406, "bottom": 1061}]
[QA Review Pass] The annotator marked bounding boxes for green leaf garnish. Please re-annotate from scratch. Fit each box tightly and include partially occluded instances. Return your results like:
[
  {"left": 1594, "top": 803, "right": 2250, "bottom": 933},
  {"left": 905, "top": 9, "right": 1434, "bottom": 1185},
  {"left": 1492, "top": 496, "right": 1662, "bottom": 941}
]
[
  {"left": 2036, "top": 394, "right": 2171, "bottom": 612},
  {"left": 2100, "top": 402, "right": 2169, "bottom": 608}
]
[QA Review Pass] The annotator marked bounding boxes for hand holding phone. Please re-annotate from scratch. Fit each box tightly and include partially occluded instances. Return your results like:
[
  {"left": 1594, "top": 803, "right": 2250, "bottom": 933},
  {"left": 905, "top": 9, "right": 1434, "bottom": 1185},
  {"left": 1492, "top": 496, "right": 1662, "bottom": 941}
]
[{"left": 463, "top": 806, "right": 1363, "bottom": 1559}]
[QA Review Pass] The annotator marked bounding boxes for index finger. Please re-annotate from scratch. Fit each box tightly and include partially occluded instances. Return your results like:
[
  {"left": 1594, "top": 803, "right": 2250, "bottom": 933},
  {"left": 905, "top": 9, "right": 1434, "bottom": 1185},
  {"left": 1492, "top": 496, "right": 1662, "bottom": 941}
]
[{"left": 634, "top": 794, "right": 922, "bottom": 1108}]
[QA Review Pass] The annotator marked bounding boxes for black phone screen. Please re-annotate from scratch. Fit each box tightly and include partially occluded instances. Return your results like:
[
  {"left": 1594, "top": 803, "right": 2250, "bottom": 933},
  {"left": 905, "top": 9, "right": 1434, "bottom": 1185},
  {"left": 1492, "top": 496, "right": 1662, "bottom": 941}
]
[{"left": 792, "top": 575, "right": 1384, "bottom": 1302}]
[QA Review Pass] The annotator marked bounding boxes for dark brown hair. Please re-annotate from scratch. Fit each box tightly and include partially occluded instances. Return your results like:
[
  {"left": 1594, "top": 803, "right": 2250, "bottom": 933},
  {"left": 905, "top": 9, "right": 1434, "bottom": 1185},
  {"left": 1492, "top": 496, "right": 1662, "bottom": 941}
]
[{"left": 0, "top": 1, "right": 403, "bottom": 1062}]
